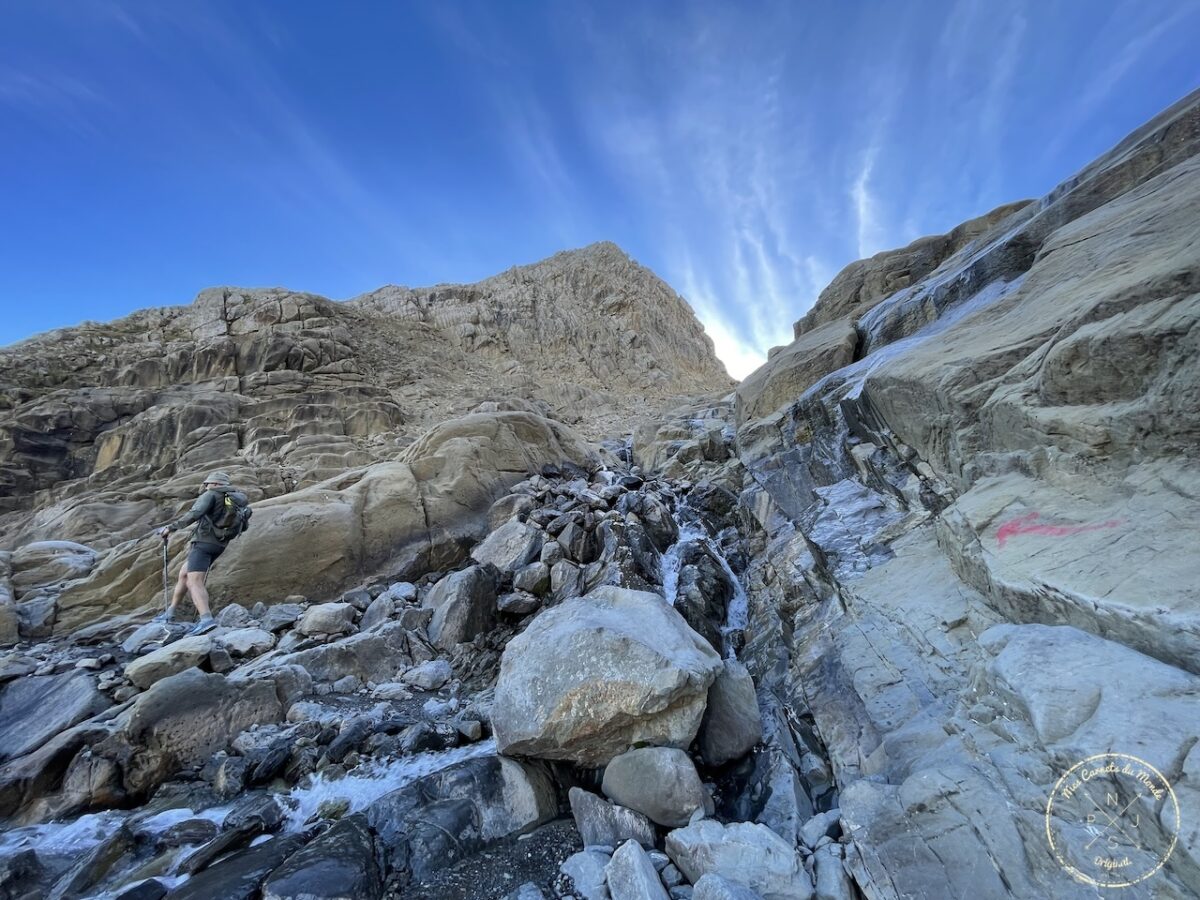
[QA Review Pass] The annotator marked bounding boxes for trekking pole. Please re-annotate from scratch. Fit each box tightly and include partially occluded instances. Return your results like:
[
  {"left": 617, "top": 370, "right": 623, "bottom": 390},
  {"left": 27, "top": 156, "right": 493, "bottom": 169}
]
[{"left": 161, "top": 533, "right": 170, "bottom": 611}]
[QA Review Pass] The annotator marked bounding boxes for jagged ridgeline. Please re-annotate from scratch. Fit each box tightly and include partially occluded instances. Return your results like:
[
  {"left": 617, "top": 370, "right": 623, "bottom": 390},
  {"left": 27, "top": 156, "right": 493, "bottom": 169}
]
[{"left": 0, "top": 88, "right": 1197, "bottom": 900}]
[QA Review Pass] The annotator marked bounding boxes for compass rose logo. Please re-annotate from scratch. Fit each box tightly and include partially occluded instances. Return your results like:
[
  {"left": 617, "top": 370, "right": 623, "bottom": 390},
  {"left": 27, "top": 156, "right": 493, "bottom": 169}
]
[{"left": 1045, "top": 752, "right": 1181, "bottom": 888}]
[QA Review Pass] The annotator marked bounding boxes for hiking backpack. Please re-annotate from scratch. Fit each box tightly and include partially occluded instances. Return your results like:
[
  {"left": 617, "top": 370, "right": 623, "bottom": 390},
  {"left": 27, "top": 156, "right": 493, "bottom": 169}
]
[{"left": 210, "top": 492, "right": 253, "bottom": 542}]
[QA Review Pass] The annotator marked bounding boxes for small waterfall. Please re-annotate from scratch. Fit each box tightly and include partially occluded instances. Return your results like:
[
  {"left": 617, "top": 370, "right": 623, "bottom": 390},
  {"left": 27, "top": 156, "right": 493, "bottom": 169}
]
[
  {"left": 660, "top": 520, "right": 708, "bottom": 607},
  {"left": 662, "top": 500, "right": 749, "bottom": 660},
  {"left": 281, "top": 737, "right": 497, "bottom": 830}
]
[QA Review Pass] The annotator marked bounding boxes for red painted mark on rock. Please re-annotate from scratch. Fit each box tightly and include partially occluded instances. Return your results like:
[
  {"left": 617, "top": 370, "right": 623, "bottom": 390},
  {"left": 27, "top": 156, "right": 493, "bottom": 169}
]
[{"left": 995, "top": 511, "right": 1125, "bottom": 548}]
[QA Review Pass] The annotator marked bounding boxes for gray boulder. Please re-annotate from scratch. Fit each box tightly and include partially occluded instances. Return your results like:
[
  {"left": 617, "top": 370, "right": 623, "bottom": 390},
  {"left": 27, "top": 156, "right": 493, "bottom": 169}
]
[
  {"left": 124, "top": 635, "right": 214, "bottom": 688},
  {"left": 401, "top": 659, "right": 452, "bottom": 690},
  {"left": 260, "top": 602, "right": 304, "bottom": 633},
  {"left": 698, "top": 660, "right": 761, "bottom": 766},
  {"left": 424, "top": 564, "right": 500, "bottom": 650},
  {"left": 569, "top": 787, "right": 656, "bottom": 849},
  {"left": 121, "top": 668, "right": 282, "bottom": 797},
  {"left": 471, "top": 518, "right": 545, "bottom": 574},
  {"left": 498, "top": 590, "right": 542, "bottom": 616},
  {"left": 493, "top": 586, "right": 722, "bottom": 767},
  {"left": 358, "top": 593, "right": 394, "bottom": 630},
  {"left": 666, "top": 820, "right": 811, "bottom": 900},
  {"left": 513, "top": 561, "right": 551, "bottom": 595},
  {"left": 602, "top": 747, "right": 709, "bottom": 828},
  {"left": 561, "top": 849, "right": 611, "bottom": 900},
  {"left": 606, "top": 839, "right": 669, "bottom": 900},
  {"left": 296, "top": 602, "right": 357, "bottom": 637}
]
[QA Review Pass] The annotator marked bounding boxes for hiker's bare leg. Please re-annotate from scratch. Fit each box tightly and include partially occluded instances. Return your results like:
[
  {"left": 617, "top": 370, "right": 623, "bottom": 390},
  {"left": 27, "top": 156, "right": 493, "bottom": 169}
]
[
  {"left": 186, "top": 570, "right": 212, "bottom": 618},
  {"left": 168, "top": 561, "right": 190, "bottom": 611}
]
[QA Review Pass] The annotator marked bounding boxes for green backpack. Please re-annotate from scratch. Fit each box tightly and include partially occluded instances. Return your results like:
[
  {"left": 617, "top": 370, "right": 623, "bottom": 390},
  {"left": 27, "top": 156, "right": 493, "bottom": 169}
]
[{"left": 210, "top": 492, "right": 253, "bottom": 542}]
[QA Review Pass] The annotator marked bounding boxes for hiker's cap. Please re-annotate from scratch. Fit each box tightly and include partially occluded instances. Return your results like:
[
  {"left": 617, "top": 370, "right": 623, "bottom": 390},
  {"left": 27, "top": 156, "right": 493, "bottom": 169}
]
[{"left": 203, "top": 471, "right": 232, "bottom": 487}]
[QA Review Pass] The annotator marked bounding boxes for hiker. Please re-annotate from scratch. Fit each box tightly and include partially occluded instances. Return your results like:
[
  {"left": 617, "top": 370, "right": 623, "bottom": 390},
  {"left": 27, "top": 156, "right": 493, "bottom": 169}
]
[{"left": 152, "top": 470, "right": 252, "bottom": 634}]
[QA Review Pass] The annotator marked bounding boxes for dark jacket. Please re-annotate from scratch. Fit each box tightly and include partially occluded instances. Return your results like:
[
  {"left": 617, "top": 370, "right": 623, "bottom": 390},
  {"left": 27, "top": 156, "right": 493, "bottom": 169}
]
[{"left": 169, "top": 486, "right": 248, "bottom": 547}]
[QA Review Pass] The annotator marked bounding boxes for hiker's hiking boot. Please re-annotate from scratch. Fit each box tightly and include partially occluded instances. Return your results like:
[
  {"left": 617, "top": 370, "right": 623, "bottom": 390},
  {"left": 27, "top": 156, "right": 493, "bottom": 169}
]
[
  {"left": 189, "top": 615, "right": 216, "bottom": 636},
  {"left": 151, "top": 610, "right": 174, "bottom": 624}
]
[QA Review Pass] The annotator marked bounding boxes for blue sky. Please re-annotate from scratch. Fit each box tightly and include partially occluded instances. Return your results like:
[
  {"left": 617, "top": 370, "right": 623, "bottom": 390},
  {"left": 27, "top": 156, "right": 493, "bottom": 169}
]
[{"left": 2, "top": 1, "right": 1197, "bottom": 377}]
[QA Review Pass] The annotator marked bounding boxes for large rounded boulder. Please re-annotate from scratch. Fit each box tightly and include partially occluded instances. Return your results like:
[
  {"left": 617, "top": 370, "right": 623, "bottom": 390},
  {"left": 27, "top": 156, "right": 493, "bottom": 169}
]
[{"left": 492, "top": 585, "right": 722, "bottom": 767}]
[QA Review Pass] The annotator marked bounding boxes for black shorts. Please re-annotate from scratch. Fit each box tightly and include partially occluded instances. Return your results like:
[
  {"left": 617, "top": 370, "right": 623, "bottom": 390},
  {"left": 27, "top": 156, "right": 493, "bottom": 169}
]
[{"left": 187, "top": 542, "right": 225, "bottom": 573}]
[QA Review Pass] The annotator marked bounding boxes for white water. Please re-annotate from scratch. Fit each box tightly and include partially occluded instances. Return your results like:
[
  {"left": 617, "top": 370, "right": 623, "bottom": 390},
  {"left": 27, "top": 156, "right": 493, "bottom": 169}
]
[
  {"left": 280, "top": 737, "right": 497, "bottom": 830},
  {"left": 0, "top": 804, "right": 229, "bottom": 860},
  {"left": 660, "top": 520, "right": 708, "bottom": 608},
  {"left": 660, "top": 507, "right": 749, "bottom": 660},
  {"left": 0, "top": 739, "right": 499, "bottom": 897}
]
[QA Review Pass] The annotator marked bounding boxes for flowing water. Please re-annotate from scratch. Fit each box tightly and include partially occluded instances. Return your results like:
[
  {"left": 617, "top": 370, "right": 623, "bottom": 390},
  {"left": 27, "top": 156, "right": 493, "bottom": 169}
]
[
  {"left": 1, "top": 738, "right": 499, "bottom": 897},
  {"left": 661, "top": 501, "right": 750, "bottom": 660}
]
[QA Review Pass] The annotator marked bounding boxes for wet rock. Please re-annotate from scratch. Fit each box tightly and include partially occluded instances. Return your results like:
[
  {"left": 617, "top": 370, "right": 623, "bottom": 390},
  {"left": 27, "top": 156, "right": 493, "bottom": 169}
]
[
  {"left": 606, "top": 839, "right": 669, "bottom": 900},
  {"left": 366, "top": 755, "right": 557, "bottom": 881},
  {"left": 493, "top": 586, "right": 722, "bottom": 767},
  {"left": 569, "top": 787, "right": 657, "bottom": 849},
  {"left": 692, "top": 873, "right": 764, "bottom": 900},
  {"left": 0, "top": 671, "right": 109, "bottom": 763},
  {"left": 672, "top": 544, "right": 734, "bottom": 652},
  {"left": 697, "top": 660, "right": 761, "bottom": 767},
  {"left": 327, "top": 717, "right": 373, "bottom": 763},
  {"left": 665, "top": 820, "right": 811, "bottom": 900},
  {"left": 46, "top": 823, "right": 133, "bottom": 900},
  {"left": 561, "top": 849, "right": 611, "bottom": 900},
  {"left": 297, "top": 602, "right": 357, "bottom": 637},
  {"left": 424, "top": 564, "right": 500, "bottom": 651},
  {"left": 602, "top": 748, "right": 709, "bottom": 828},
  {"left": 157, "top": 817, "right": 220, "bottom": 848},
  {"left": 262, "top": 814, "right": 383, "bottom": 900},
  {"left": 212, "top": 755, "right": 249, "bottom": 799},
  {"left": 401, "top": 659, "right": 452, "bottom": 690},
  {"left": 124, "top": 635, "right": 213, "bottom": 689},
  {"left": 115, "top": 880, "right": 167, "bottom": 900},
  {"left": 0, "top": 848, "right": 43, "bottom": 898},
  {"left": 170, "top": 834, "right": 307, "bottom": 900},
  {"left": 471, "top": 518, "right": 545, "bottom": 574}
]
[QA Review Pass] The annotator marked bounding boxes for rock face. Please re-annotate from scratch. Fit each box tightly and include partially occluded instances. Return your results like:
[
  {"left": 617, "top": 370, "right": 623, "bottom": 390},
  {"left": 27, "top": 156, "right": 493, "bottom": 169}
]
[
  {"left": 492, "top": 585, "right": 723, "bottom": 767},
  {"left": 0, "top": 242, "right": 730, "bottom": 567},
  {"left": 725, "top": 88, "right": 1200, "bottom": 899},
  {"left": 52, "top": 410, "right": 600, "bottom": 629}
]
